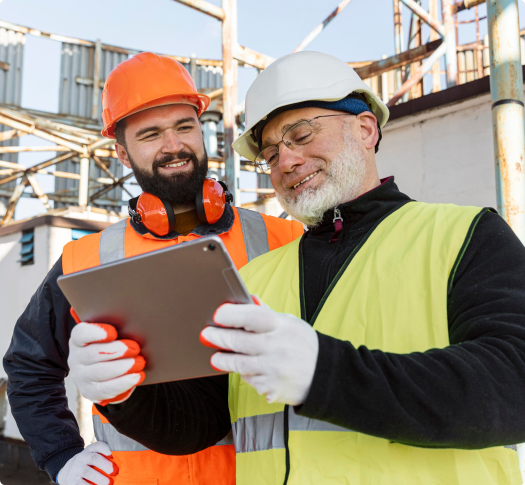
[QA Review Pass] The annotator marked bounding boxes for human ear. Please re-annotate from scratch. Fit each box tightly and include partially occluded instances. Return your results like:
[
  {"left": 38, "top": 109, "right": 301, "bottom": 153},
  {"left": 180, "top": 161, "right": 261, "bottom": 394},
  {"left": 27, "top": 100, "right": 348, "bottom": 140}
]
[
  {"left": 357, "top": 112, "right": 379, "bottom": 151},
  {"left": 115, "top": 142, "right": 131, "bottom": 169}
]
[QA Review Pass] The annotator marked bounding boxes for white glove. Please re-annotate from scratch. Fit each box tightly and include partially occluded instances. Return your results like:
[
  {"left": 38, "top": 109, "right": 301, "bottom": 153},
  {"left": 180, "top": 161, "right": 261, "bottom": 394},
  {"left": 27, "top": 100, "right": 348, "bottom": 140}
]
[
  {"left": 56, "top": 441, "right": 118, "bottom": 485},
  {"left": 200, "top": 298, "right": 319, "bottom": 405},
  {"left": 68, "top": 322, "right": 146, "bottom": 406}
]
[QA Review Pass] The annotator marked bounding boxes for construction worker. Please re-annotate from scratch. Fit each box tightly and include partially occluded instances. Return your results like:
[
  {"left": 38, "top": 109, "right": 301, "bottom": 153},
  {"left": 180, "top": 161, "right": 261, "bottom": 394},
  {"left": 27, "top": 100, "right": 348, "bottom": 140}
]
[
  {"left": 65, "top": 51, "right": 525, "bottom": 484},
  {"left": 3, "top": 52, "right": 303, "bottom": 485}
]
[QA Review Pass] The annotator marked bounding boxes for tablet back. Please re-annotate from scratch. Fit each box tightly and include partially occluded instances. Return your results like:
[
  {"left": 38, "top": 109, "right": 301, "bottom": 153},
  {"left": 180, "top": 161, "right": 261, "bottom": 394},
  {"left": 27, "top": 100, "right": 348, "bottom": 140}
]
[{"left": 57, "top": 236, "right": 251, "bottom": 385}]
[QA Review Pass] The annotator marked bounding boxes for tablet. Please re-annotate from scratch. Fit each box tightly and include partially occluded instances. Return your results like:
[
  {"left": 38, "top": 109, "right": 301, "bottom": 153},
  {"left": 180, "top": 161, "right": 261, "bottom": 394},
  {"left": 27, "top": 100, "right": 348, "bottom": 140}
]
[{"left": 57, "top": 236, "right": 251, "bottom": 386}]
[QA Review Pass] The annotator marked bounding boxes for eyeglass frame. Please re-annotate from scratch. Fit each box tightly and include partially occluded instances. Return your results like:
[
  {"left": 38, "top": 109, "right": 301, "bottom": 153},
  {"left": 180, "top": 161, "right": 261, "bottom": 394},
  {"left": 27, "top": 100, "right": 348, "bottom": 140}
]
[{"left": 253, "top": 113, "right": 355, "bottom": 172}]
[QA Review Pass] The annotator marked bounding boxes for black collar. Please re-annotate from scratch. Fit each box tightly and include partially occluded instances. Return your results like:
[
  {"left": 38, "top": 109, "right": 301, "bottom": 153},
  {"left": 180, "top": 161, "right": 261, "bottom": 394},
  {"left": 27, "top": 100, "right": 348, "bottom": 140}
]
[
  {"left": 308, "top": 176, "right": 413, "bottom": 234},
  {"left": 128, "top": 196, "right": 235, "bottom": 240}
]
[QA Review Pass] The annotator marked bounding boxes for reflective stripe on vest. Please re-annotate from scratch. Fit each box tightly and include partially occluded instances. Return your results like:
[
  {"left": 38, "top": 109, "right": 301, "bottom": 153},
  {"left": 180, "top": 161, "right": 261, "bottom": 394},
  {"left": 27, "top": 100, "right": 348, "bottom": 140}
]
[
  {"left": 98, "top": 209, "right": 269, "bottom": 264},
  {"left": 232, "top": 408, "right": 351, "bottom": 454},
  {"left": 233, "top": 202, "right": 522, "bottom": 485},
  {"left": 93, "top": 414, "right": 234, "bottom": 451},
  {"left": 236, "top": 208, "right": 269, "bottom": 262},
  {"left": 99, "top": 218, "right": 127, "bottom": 264}
]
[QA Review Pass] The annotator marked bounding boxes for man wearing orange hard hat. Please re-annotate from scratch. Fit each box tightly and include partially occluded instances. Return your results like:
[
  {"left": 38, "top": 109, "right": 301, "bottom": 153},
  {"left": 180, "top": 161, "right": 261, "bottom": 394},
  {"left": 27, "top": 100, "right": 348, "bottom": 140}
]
[{"left": 3, "top": 52, "right": 303, "bottom": 485}]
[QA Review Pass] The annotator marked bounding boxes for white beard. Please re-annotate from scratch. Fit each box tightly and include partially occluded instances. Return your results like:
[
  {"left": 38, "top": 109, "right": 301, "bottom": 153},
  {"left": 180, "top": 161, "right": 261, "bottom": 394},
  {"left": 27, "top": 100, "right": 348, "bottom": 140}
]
[{"left": 276, "top": 127, "right": 367, "bottom": 227}]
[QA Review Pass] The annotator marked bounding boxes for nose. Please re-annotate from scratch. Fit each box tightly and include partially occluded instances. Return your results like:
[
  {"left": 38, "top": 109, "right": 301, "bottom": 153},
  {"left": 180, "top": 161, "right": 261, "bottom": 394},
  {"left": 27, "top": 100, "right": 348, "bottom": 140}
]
[
  {"left": 161, "top": 129, "right": 185, "bottom": 154},
  {"left": 277, "top": 143, "right": 304, "bottom": 173}
]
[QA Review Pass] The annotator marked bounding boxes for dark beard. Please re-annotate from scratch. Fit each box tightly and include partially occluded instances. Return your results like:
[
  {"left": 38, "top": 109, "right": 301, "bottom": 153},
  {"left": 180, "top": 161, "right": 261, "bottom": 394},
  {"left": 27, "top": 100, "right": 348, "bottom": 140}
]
[{"left": 129, "top": 147, "right": 209, "bottom": 204}]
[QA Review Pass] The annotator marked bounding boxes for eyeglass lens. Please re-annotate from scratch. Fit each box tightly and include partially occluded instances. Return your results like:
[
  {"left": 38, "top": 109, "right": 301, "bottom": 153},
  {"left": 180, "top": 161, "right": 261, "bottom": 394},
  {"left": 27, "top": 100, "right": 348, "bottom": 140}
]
[{"left": 256, "top": 120, "right": 314, "bottom": 169}]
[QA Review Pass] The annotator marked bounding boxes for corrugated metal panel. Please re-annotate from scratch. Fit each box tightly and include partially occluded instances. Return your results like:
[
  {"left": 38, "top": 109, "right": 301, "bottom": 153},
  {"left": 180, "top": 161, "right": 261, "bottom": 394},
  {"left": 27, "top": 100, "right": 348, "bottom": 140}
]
[
  {"left": 57, "top": 44, "right": 127, "bottom": 211},
  {"left": 59, "top": 43, "right": 128, "bottom": 120},
  {"left": 194, "top": 64, "right": 223, "bottom": 90},
  {"left": 0, "top": 28, "right": 24, "bottom": 212}
]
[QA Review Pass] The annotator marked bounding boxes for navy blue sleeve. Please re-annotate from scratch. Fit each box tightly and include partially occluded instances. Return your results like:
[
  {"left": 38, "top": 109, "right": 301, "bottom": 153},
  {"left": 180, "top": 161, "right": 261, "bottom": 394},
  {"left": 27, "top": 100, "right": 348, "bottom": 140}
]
[{"left": 3, "top": 256, "right": 83, "bottom": 480}]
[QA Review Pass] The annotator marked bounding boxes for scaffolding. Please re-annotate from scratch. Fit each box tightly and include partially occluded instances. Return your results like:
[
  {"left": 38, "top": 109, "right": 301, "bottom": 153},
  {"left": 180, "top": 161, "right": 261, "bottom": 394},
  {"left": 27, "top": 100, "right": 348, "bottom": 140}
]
[{"left": 0, "top": 0, "right": 523, "bottom": 241}]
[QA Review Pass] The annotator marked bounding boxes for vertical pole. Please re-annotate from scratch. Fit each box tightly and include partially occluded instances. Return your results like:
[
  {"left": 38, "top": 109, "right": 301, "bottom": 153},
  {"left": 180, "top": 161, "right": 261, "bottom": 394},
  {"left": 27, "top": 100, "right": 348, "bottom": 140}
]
[
  {"left": 476, "top": 6, "right": 484, "bottom": 79},
  {"left": 222, "top": 0, "right": 240, "bottom": 205},
  {"left": 79, "top": 157, "right": 89, "bottom": 208},
  {"left": 442, "top": 0, "right": 458, "bottom": 87},
  {"left": 381, "top": 55, "right": 389, "bottom": 102},
  {"left": 92, "top": 39, "right": 102, "bottom": 120},
  {"left": 487, "top": 0, "right": 525, "bottom": 242},
  {"left": 393, "top": 0, "right": 404, "bottom": 91},
  {"left": 190, "top": 53, "right": 197, "bottom": 81},
  {"left": 429, "top": 0, "right": 441, "bottom": 91}
]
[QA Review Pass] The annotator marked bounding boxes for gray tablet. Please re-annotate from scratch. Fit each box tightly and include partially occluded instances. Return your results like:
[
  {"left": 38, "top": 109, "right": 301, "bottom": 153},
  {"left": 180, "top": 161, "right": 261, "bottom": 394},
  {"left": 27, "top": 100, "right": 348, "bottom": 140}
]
[{"left": 57, "top": 236, "right": 251, "bottom": 386}]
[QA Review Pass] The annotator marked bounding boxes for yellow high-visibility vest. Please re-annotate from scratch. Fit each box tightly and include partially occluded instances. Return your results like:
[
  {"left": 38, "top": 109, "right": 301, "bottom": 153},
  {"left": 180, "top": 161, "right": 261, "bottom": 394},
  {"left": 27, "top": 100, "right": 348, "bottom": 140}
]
[{"left": 231, "top": 201, "right": 521, "bottom": 485}]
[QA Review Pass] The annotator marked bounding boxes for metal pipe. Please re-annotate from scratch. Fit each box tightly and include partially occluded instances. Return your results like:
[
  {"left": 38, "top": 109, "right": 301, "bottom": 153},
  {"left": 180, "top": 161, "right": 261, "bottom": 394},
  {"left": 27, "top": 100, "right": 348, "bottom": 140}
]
[
  {"left": 354, "top": 39, "right": 442, "bottom": 79},
  {"left": 442, "top": 0, "right": 459, "bottom": 87},
  {"left": 92, "top": 39, "right": 102, "bottom": 120},
  {"left": 399, "top": 0, "right": 446, "bottom": 37},
  {"left": 0, "top": 146, "right": 70, "bottom": 154},
  {"left": 487, "top": 0, "right": 525, "bottom": 242},
  {"left": 89, "top": 172, "right": 135, "bottom": 201},
  {"left": 0, "top": 113, "right": 85, "bottom": 152},
  {"left": 1, "top": 177, "right": 28, "bottom": 225},
  {"left": 387, "top": 40, "right": 448, "bottom": 106},
  {"left": 454, "top": 0, "right": 486, "bottom": 13},
  {"left": 222, "top": 0, "right": 240, "bottom": 205},
  {"left": 78, "top": 157, "right": 90, "bottom": 208},
  {"left": 0, "top": 152, "right": 75, "bottom": 186},
  {"left": 172, "top": 0, "right": 225, "bottom": 21},
  {"left": 293, "top": 0, "right": 355, "bottom": 52},
  {"left": 393, "top": 0, "right": 405, "bottom": 90},
  {"left": 234, "top": 44, "right": 275, "bottom": 70},
  {"left": 429, "top": 0, "right": 442, "bottom": 92},
  {"left": 26, "top": 173, "right": 50, "bottom": 210}
]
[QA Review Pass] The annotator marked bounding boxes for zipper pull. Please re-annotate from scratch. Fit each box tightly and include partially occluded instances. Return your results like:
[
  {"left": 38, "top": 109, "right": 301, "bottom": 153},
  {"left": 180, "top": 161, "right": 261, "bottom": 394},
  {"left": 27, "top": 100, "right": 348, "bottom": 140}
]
[{"left": 330, "top": 208, "right": 343, "bottom": 243}]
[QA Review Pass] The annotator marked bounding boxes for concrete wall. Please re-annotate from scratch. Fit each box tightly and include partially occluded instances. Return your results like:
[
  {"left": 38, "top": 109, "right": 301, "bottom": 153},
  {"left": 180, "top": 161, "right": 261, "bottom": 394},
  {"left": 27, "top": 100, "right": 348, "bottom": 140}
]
[{"left": 377, "top": 92, "right": 497, "bottom": 208}]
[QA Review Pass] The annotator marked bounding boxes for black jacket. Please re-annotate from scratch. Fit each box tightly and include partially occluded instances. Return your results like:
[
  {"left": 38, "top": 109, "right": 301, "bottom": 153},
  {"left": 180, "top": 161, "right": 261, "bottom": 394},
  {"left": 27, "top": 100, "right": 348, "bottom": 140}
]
[
  {"left": 97, "top": 178, "right": 525, "bottom": 453},
  {"left": 2, "top": 205, "right": 235, "bottom": 480}
]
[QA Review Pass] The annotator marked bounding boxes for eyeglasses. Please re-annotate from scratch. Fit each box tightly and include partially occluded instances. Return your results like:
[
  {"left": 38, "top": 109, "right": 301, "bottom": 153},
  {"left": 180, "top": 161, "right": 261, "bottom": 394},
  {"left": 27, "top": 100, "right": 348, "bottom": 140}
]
[{"left": 254, "top": 114, "right": 354, "bottom": 172}]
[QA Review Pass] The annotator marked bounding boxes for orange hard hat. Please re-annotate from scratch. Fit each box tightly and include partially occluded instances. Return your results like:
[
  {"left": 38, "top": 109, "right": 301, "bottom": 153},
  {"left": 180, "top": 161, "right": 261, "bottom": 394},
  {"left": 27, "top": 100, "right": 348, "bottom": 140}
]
[{"left": 101, "top": 52, "right": 211, "bottom": 138}]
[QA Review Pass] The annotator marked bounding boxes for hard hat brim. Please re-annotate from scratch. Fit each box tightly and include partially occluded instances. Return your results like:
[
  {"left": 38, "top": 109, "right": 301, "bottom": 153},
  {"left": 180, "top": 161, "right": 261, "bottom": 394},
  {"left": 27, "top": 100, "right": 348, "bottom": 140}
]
[
  {"left": 233, "top": 89, "right": 389, "bottom": 161},
  {"left": 102, "top": 93, "right": 210, "bottom": 139}
]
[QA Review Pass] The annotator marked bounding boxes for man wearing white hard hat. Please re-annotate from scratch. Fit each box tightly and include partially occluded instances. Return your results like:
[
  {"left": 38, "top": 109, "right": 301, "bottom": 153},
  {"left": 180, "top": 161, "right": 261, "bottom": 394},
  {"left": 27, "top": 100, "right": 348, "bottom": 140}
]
[{"left": 73, "top": 51, "right": 525, "bottom": 485}]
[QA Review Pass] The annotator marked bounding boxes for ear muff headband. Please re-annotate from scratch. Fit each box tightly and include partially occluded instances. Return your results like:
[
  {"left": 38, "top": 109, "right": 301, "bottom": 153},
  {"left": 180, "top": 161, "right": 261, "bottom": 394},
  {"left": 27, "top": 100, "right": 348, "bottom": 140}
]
[{"left": 132, "top": 179, "right": 232, "bottom": 236}]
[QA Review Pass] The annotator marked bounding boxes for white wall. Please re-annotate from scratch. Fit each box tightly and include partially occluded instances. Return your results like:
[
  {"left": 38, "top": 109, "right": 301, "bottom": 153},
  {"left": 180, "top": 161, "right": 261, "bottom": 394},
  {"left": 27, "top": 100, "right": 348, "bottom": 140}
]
[
  {"left": 377, "top": 93, "right": 498, "bottom": 208},
  {"left": 0, "top": 225, "right": 89, "bottom": 441}
]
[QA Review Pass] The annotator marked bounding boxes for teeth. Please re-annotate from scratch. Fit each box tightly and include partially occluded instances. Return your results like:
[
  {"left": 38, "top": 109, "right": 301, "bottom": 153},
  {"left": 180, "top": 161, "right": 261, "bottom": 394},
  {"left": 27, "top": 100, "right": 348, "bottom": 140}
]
[
  {"left": 293, "top": 171, "right": 319, "bottom": 189},
  {"left": 164, "top": 160, "right": 188, "bottom": 168}
]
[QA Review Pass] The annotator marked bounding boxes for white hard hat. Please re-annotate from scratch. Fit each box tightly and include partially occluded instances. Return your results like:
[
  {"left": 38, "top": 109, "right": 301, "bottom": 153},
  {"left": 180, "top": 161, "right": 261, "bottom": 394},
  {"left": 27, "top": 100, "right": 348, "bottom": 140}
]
[{"left": 233, "top": 51, "right": 390, "bottom": 161}]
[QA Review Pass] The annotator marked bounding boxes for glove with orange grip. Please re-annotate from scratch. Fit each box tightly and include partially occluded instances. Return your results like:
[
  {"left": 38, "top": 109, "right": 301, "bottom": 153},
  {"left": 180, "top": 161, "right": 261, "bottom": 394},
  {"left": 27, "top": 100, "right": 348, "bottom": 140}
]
[{"left": 68, "top": 319, "right": 146, "bottom": 406}]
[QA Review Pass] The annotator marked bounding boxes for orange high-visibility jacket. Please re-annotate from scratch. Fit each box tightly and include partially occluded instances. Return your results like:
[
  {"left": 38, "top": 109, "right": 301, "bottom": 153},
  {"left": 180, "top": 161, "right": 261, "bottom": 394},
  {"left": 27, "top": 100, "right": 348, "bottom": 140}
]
[{"left": 62, "top": 206, "right": 304, "bottom": 485}]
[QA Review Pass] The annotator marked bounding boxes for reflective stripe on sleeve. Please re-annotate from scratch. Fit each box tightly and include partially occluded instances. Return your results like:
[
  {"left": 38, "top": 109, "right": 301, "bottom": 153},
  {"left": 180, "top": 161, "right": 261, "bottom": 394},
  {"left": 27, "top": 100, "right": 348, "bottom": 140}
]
[
  {"left": 232, "top": 409, "right": 353, "bottom": 454},
  {"left": 237, "top": 208, "right": 270, "bottom": 262},
  {"left": 98, "top": 219, "right": 127, "bottom": 264}
]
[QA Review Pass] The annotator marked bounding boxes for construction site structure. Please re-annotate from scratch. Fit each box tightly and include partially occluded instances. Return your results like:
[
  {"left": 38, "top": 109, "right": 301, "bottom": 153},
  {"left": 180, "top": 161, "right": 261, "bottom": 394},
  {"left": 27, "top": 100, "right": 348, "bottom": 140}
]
[{"left": 1, "top": 0, "right": 525, "bottom": 481}]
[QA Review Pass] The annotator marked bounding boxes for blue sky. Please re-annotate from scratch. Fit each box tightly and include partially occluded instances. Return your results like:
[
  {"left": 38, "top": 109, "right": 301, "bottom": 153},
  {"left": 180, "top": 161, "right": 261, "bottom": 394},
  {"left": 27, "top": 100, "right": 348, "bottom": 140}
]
[{"left": 1, "top": 0, "right": 523, "bottom": 219}]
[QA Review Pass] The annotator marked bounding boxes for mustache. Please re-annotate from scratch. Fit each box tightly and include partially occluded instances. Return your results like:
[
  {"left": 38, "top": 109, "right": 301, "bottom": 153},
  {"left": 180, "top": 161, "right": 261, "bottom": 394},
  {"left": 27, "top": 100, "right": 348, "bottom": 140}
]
[{"left": 152, "top": 151, "right": 198, "bottom": 171}]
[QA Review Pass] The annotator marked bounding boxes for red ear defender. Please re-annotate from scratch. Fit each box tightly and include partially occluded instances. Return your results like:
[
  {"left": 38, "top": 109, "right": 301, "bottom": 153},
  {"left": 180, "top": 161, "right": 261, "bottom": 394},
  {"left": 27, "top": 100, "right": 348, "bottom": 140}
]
[
  {"left": 196, "top": 179, "right": 233, "bottom": 224},
  {"left": 129, "top": 180, "right": 232, "bottom": 235},
  {"left": 132, "top": 192, "right": 175, "bottom": 236}
]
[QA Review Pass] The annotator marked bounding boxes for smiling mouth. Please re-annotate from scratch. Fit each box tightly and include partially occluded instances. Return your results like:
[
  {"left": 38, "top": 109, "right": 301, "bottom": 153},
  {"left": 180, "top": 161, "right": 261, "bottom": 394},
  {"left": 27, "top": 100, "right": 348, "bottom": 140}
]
[
  {"left": 161, "top": 159, "right": 189, "bottom": 168},
  {"left": 292, "top": 170, "right": 320, "bottom": 190}
]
